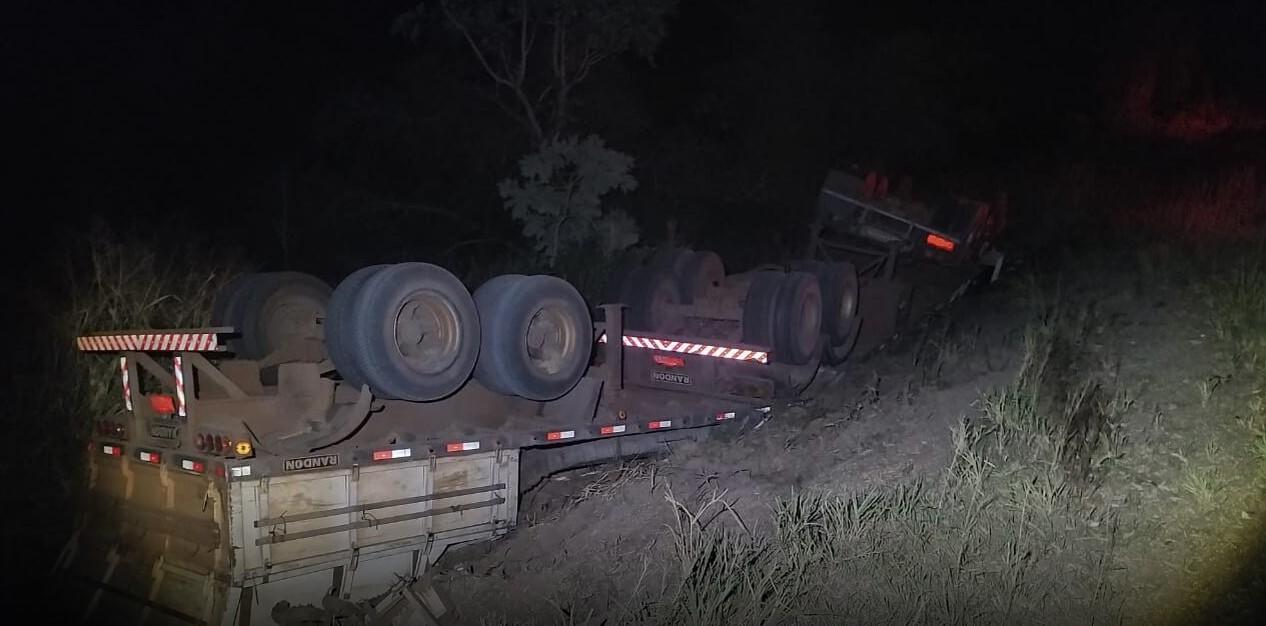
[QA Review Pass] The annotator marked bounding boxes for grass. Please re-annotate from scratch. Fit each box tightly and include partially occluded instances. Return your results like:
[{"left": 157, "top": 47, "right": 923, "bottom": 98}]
[
  {"left": 479, "top": 288, "right": 1133, "bottom": 626},
  {"left": 30, "top": 230, "right": 242, "bottom": 566}
]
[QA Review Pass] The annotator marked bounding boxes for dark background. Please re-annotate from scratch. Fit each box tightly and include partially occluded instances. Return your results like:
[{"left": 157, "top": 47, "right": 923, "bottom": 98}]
[{"left": 10, "top": 0, "right": 1264, "bottom": 280}]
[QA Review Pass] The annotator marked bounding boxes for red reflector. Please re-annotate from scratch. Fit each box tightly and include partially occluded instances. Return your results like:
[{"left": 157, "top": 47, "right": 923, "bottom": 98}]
[
  {"left": 149, "top": 394, "right": 176, "bottom": 414},
  {"left": 926, "top": 233, "right": 956, "bottom": 253},
  {"left": 647, "top": 420, "right": 672, "bottom": 430},
  {"left": 652, "top": 354, "right": 685, "bottom": 368},
  {"left": 445, "top": 441, "right": 479, "bottom": 453},
  {"left": 372, "top": 448, "right": 412, "bottom": 461},
  {"left": 600, "top": 424, "right": 627, "bottom": 435}
]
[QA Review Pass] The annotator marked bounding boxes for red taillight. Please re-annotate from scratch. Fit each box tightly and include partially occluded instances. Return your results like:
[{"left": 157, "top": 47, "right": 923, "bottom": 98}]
[
  {"left": 149, "top": 394, "right": 176, "bottom": 415},
  {"left": 652, "top": 354, "right": 685, "bottom": 368},
  {"left": 926, "top": 233, "right": 956, "bottom": 253}
]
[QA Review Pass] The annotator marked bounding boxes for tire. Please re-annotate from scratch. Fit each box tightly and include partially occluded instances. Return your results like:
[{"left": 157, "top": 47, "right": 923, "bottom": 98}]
[
  {"left": 677, "top": 250, "right": 725, "bottom": 304},
  {"left": 471, "top": 274, "right": 528, "bottom": 396},
  {"left": 742, "top": 271, "right": 783, "bottom": 348},
  {"left": 774, "top": 271, "right": 822, "bottom": 365},
  {"left": 210, "top": 273, "right": 258, "bottom": 328},
  {"left": 474, "top": 274, "right": 592, "bottom": 400},
  {"left": 326, "top": 265, "right": 389, "bottom": 389},
  {"left": 789, "top": 260, "right": 858, "bottom": 342},
  {"left": 626, "top": 267, "right": 681, "bottom": 332},
  {"left": 350, "top": 263, "right": 480, "bottom": 401},
  {"left": 210, "top": 273, "right": 265, "bottom": 354},
  {"left": 823, "top": 315, "right": 862, "bottom": 365},
  {"left": 650, "top": 247, "right": 694, "bottom": 278},
  {"left": 234, "top": 272, "right": 333, "bottom": 359}
]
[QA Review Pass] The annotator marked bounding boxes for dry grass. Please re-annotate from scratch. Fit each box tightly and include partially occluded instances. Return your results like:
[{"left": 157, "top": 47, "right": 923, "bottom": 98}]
[{"left": 515, "top": 289, "right": 1135, "bottom": 626}]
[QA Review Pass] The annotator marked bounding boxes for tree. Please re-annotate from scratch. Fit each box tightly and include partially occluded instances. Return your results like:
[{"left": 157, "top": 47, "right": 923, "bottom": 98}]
[
  {"left": 395, "top": 0, "right": 677, "bottom": 147},
  {"left": 499, "top": 135, "right": 640, "bottom": 267}
]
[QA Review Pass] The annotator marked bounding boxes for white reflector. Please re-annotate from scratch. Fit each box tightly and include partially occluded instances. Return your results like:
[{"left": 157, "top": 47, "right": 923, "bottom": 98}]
[
  {"left": 230, "top": 466, "right": 251, "bottom": 478},
  {"left": 372, "top": 448, "right": 412, "bottom": 461}
]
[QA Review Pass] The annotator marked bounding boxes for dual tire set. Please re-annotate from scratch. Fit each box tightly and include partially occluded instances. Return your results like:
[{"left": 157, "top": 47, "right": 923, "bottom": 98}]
[
  {"left": 212, "top": 265, "right": 592, "bottom": 402},
  {"left": 605, "top": 250, "right": 860, "bottom": 366}
]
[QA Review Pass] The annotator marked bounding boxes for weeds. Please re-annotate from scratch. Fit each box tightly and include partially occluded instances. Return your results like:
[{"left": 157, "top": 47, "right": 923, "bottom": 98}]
[{"left": 1203, "top": 249, "right": 1266, "bottom": 371}]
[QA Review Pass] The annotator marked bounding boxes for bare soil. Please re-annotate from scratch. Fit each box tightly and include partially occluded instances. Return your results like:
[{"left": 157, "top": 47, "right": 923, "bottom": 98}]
[{"left": 433, "top": 257, "right": 1266, "bottom": 625}]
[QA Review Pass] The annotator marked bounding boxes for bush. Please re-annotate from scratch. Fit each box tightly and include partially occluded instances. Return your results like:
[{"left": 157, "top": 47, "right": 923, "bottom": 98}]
[{"left": 500, "top": 135, "right": 641, "bottom": 268}]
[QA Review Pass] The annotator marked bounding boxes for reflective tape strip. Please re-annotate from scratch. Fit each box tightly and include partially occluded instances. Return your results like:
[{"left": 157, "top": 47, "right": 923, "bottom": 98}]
[
  {"left": 445, "top": 441, "right": 480, "bottom": 453},
  {"left": 647, "top": 420, "right": 672, "bottom": 429},
  {"left": 546, "top": 430, "right": 576, "bottom": 441},
  {"left": 119, "top": 356, "right": 133, "bottom": 412},
  {"left": 594, "top": 333, "right": 768, "bottom": 364},
  {"left": 75, "top": 333, "right": 220, "bottom": 352},
  {"left": 600, "top": 424, "right": 627, "bottom": 435},
  {"left": 172, "top": 356, "right": 187, "bottom": 417}
]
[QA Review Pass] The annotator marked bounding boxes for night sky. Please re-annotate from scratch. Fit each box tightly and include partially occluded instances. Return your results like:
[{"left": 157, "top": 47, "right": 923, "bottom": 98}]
[{"left": 8, "top": 0, "right": 1266, "bottom": 280}]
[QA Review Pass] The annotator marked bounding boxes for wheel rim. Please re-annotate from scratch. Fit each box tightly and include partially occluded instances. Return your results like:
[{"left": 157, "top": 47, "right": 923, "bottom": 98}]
[
  {"left": 524, "top": 300, "right": 577, "bottom": 378},
  {"left": 264, "top": 299, "right": 325, "bottom": 347},
  {"left": 393, "top": 289, "right": 461, "bottom": 375}
]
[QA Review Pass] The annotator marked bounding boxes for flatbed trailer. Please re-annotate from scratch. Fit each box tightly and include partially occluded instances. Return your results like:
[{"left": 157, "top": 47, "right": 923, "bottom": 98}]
[{"left": 60, "top": 306, "right": 773, "bottom": 626}]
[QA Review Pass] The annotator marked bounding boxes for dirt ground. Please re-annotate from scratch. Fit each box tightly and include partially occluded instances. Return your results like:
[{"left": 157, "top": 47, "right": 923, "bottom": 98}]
[{"left": 432, "top": 252, "right": 1266, "bottom": 625}]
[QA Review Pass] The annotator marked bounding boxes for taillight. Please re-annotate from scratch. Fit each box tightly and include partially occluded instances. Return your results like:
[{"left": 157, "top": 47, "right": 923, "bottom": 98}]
[
  {"left": 652, "top": 354, "right": 685, "bottom": 368},
  {"left": 148, "top": 394, "right": 176, "bottom": 415},
  {"left": 926, "top": 233, "right": 956, "bottom": 253}
]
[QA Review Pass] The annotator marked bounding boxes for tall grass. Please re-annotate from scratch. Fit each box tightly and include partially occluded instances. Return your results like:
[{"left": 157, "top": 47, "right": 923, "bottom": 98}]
[
  {"left": 1203, "top": 248, "right": 1266, "bottom": 372},
  {"left": 19, "top": 228, "right": 242, "bottom": 578}
]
